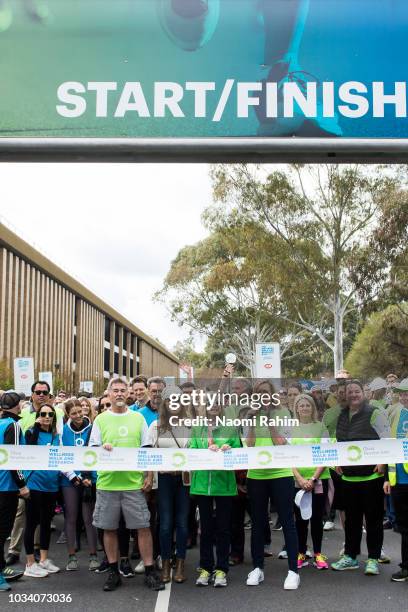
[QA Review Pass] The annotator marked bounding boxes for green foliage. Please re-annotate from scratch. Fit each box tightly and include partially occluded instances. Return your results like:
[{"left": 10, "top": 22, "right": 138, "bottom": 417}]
[
  {"left": 0, "top": 359, "right": 14, "bottom": 390},
  {"left": 345, "top": 304, "right": 408, "bottom": 378},
  {"left": 157, "top": 164, "right": 408, "bottom": 374}
]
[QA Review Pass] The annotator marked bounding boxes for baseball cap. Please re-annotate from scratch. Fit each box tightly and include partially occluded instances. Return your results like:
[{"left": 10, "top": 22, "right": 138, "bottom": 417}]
[
  {"left": 295, "top": 489, "right": 312, "bottom": 520},
  {"left": 0, "top": 390, "right": 24, "bottom": 410}
]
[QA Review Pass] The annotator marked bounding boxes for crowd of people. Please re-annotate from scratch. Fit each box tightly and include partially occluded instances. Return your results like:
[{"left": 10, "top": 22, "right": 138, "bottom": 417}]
[{"left": 0, "top": 369, "right": 407, "bottom": 595}]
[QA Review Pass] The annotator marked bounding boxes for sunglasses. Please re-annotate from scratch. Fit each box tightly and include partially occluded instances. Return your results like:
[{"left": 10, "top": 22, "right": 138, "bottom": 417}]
[
  {"left": 34, "top": 390, "right": 49, "bottom": 396},
  {"left": 39, "top": 411, "right": 54, "bottom": 418}
]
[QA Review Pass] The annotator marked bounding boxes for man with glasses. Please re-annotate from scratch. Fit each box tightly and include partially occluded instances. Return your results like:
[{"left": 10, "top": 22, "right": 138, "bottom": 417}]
[{"left": 20, "top": 381, "right": 64, "bottom": 435}]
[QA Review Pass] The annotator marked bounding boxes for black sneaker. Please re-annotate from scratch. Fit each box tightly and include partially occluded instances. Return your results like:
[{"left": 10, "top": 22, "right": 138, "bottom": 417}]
[
  {"left": 144, "top": 571, "right": 165, "bottom": 591},
  {"left": 103, "top": 571, "right": 122, "bottom": 591},
  {"left": 95, "top": 558, "right": 110, "bottom": 574},
  {"left": 5, "top": 553, "right": 20, "bottom": 567},
  {"left": 119, "top": 558, "right": 134, "bottom": 578},
  {"left": 391, "top": 569, "right": 408, "bottom": 582},
  {"left": 3, "top": 567, "right": 24, "bottom": 582}
]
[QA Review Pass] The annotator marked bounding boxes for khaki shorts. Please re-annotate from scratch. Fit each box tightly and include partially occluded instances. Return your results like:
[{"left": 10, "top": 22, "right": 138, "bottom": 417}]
[{"left": 92, "top": 489, "right": 150, "bottom": 530}]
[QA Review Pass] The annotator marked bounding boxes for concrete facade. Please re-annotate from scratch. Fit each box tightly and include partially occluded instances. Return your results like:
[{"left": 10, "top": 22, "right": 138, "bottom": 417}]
[{"left": 0, "top": 222, "right": 179, "bottom": 391}]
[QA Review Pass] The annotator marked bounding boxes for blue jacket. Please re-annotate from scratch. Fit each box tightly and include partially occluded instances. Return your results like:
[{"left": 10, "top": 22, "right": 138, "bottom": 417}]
[
  {"left": 24, "top": 428, "right": 61, "bottom": 492},
  {"left": 0, "top": 414, "right": 25, "bottom": 492},
  {"left": 61, "top": 418, "right": 96, "bottom": 486}
]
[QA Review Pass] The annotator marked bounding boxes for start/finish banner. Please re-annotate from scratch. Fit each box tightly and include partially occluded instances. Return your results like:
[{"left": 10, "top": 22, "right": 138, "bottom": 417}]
[
  {"left": 0, "top": 439, "right": 407, "bottom": 471},
  {"left": 0, "top": 0, "right": 407, "bottom": 141}
]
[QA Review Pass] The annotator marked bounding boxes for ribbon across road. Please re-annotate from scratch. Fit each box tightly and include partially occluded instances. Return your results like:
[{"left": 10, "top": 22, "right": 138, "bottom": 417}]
[{"left": 0, "top": 439, "right": 407, "bottom": 472}]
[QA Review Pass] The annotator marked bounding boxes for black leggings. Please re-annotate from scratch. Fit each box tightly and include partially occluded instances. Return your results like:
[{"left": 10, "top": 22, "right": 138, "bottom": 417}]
[
  {"left": 0, "top": 492, "right": 19, "bottom": 570},
  {"left": 24, "top": 491, "right": 56, "bottom": 555},
  {"left": 294, "top": 480, "right": 328, "bottom": 554}
]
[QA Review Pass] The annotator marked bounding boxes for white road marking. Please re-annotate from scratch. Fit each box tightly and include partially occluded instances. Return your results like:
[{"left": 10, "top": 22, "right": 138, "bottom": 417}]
[{"left": 154, "top": 575, "right": 172, "bottom": 612}]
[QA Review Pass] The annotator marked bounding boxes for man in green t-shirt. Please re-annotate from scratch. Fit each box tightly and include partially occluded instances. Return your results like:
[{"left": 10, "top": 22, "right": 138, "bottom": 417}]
[{"left": 89, "top": 377, "right": 164, "bottom": 593}]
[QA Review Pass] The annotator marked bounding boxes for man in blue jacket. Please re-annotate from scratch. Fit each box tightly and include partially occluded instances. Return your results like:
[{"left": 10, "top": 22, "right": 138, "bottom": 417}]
[{"left": 0, "top": 391, "right": 30, "bottom": 591}]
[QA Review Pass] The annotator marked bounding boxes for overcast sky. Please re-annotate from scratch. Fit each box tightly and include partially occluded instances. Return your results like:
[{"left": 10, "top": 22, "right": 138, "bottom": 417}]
[{"left": 0, "top": 163, "right": 212, "bottom": 353}]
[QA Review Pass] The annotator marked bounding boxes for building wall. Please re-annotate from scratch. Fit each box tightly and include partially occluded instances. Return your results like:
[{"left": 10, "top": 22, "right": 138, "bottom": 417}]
[{"left": 0, "top": 235, "right": 179, "bottom": 391}]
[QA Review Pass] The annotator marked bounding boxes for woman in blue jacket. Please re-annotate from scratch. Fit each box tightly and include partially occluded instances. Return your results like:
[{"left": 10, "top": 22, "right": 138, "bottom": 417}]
[
  {"left": 62, "top": 399, "right": 98, "bottom": 572},
  {"left": 23, "top": 404, "right": 80, "bottom": 578}
]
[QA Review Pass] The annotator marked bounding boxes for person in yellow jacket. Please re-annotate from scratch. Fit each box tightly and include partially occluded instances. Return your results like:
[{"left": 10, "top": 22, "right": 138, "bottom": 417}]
[{"left": 383, "top": 379, "right": 408, "bottom": 582}]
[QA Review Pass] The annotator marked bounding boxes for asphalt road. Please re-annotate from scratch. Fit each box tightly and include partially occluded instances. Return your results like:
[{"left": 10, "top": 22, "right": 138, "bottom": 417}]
[{"left": 4, "top": 514, "right": 407, "bottom": 612}]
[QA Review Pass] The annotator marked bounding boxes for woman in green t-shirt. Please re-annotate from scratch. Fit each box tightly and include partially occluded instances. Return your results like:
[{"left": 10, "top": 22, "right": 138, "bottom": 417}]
[
  {"left": 292, "top": 394, "right": 331, "bottom": 570},
  {"left": 245, "top": 383, "right": 300, "bottom": 590},
  {"left": 190, "top": 401, "right": 241, "bottom": 588}
]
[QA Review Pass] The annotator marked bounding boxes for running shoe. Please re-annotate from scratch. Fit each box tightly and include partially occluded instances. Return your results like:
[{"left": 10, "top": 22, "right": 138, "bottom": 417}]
[
  {"left": 297, "top": 553, "right": 308, "bottom": 569},
  {"left": 103, "top": 570, "right": 122, "bottom": 591},
  {"left": 39, "top": 559, "right": 60, "bottom": 574},
  {"left": 3, "top": 567, "right": 24, "bottom": 582},
  {"left": 95, "top": 558, "right": 110, "bottom": 574},
  {"left": 157, "top": 0, "right": 220, "bottom": 51},
  {"left": 119, "top": 558, "right": 134, "bottom": 578},
  {"left": 0, "top": 572, "right": 11, "bottom": 592},
  {"left": 305, "top": 549, "right": 312, "bottom": 559},
  {"left": 134, "top": 560, "right": 145, "bottom": 574},
  {"left": 323, "top": 521, "right": 335, "bottom": 531},
  {"left": 56, "top": 532, "right": 67, "bottom": 544},
  {"left": 283, "top": 570, "right": 300, "bottom": 590},
  {"left": 391, "top": 569, "right": 408, "bottom": 582},
  {"left": 313, "top": 553, "right": 329, "bottom": 570},
  {"left": 24, "top": 563, "right": 49, "bottom": 578},
  {"left": 144, "top": 571, "right": 165, "bottom": 591},
  {"left": 89, "top": 555, "right": 99, "bottom": 571},
  {"left": 331, "top": 555, "right": 359, "bottom": 571},
  {"left": 213, "top": 570, "right": 227, "bottom": 587},
  {"left": 378, "top": 549, "right": 390, "bottom": 564},
  {"left": 196, "top": 568, "right": 211, "bottom": 586},
  {"left": 246, "top": 568, "right": 264, "bottom": 586},
  {"left": 278, "top": 549, "right": 288, "bottom": 560},
  {"left": 365, "top": 559, "right": 380, "bottom": 576},
  {"left": 66, "top": 555, "right": 79, "bottom": 571}
]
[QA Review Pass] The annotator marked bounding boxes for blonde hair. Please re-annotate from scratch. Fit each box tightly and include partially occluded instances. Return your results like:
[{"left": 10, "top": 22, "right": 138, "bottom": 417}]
[{"left": 293, "top": 393, "right": 319, "bottom": 422}]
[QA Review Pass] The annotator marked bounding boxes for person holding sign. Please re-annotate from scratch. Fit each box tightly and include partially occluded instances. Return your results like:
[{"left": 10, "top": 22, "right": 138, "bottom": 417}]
[
  {"left": 0, "top": 391, "right": 28, "bottom": 592},
  {"left": 23, "top": 404, "right": 80, "bottom": 578},
  {"left": 291, "top": 394, "right": 331, "bottom": 570},
  {"left": 89, "top": 377, "right": 164, "bottom": 593},
  {"left": 331, "top": 380, "right": 390, "bottom": 575},
  {"left": 383, "top": 379, "right": 408, "bottom": 582}
]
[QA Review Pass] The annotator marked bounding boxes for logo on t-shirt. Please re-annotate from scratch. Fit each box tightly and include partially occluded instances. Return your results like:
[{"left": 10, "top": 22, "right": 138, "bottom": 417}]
[{"left": 118, "top": 426, "right": 129, "bottom": 438}]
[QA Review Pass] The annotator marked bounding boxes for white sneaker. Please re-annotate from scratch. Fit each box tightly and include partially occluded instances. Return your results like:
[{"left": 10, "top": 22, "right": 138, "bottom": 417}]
[
  {"left": 305, "top": 549, "right": 313, "bottom": 559},
  {"left": 278, "top": 549, "right": 288, "bottom": 560},
  {"left": 323, "top": 521, "right": 335, "bottom": 531},
  {"left": 155, "top": 556, "right": 162, "bottom": 570},
  {"left": 39, "top": 559, "right": 60, "bottom": 574},
  {"left": 134, "top": 560, "right": 145, "bottom": 574},
  {"left": 284, "top": 570, "right": 300, "bottom": 590},
  {"left": 24, "top": 563, "right": 49, "bottom": 578},
  {"left": 246, "top": 568, "right": 264, "bottom": 586}
]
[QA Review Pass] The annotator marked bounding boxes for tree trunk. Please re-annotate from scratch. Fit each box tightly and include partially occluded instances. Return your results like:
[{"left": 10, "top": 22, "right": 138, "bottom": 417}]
[{"left": 333, "top": 296, "right": 344, "bottom": 374}]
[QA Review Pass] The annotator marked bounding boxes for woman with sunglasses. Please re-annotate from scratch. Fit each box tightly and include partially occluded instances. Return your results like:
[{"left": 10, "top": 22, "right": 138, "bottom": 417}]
[
  {"left": 62, "top": 400, "right": 98, "bottom": 572},
  {"left": 23, "top": 404, "right": 80, "bottom": 578},
  {"left": 97, "top": 395, "right": 111, "bottom": 414}
]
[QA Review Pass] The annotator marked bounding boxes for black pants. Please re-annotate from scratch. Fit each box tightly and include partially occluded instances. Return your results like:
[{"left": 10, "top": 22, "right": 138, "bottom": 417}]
[
  {"left": 294, "top": 480, "right": 328, "bottom": 555},
  {"left": 343, "top": 477, "right": 384, "bottom": 560},
  {"left": 0, "top": 491, "right": 19, "bottom": 571},
  {"left": 391, "top": 484, "right": 408, "bottom": 570},
  {"left": 197, "top": 495, "right": 233, "bottom": 574},
  {"left": 248, "top": 477, "right": 298, "bottom": 572},
  {"left": 230, "top": 494, "right": 247, "bottom": 561},
  {"left": 24, "top": 490, "right": 56, "bottom": 555}
]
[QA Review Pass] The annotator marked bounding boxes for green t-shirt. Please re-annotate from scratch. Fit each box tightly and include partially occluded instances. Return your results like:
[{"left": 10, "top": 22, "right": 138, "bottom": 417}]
[
  {"left": 20, "top": 405, "right": 64, "bottom": 433},
  {"left": 322, "top": 404, "right": 342, "bottom": 438},
  {"left": 246, "top": 413, "right": 293, "bottom": 480},
  {"left": 90, "top": 410, "right": 149, "bottom": 491},
  {"left": 290, "top": 421, "right": 331, "bottom": 479}
]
